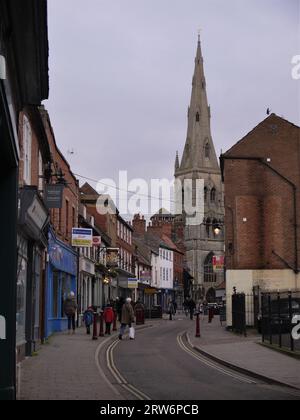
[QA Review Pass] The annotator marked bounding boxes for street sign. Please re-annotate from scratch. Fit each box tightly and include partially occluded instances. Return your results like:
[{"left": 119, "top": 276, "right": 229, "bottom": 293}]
[{"left": 72, "top": 228, "right": 93, "bottom": 248}]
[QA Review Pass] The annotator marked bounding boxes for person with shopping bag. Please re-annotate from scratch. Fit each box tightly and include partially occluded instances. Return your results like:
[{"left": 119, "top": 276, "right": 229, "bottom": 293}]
[{"left": 119, "top": 297, "right": 135, "bottom": 340}]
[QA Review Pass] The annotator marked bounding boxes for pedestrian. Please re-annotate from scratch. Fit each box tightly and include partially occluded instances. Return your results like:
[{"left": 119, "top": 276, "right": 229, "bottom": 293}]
[
  {"left": 63, "top": 291, "right": 77, "bottom": 335},
  {"left": 168, "top": 299, "right": 175, "bottom": 321},
  {"left": 183, "top": 299, "right": 189, "bottom": 317},
  {"left": 119, "top": 297, "right": 135, "bottom": 340},
  {"left": 188, "top": 298, "right": 196, "bottom": 321},
  {"left": 134, "top": 299, "right": 145, "bottom": 325},
  {"left": 173, "top": 301, "right": 177, "bottom": 314},
  {"left": 116, "top": 296, "right": 125, "bottom": 323},
  {"left": 83, "top": 306, "right": 94, "bottom": 335},
  {"left": 103, "top": 303, "right": 115, "bottom": 335}
]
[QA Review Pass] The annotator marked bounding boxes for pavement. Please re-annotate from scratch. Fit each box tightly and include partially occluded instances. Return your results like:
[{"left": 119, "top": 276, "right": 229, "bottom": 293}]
[
  {"left": 19, "top": 314, "right": 300, "bottom": 400},
  {"left": 187, "top": 315, "right": 300, "bottom": 390}
]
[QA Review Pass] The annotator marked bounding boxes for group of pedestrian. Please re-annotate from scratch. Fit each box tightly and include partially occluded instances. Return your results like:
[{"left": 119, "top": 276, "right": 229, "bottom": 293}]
[{"left": 63, "top": 292, "right": 140, "bottom": 341}]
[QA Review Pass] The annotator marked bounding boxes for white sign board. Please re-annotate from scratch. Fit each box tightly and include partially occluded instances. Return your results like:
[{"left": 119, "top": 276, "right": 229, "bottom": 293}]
[
  {"left": 0, "top": 315, "right": 6, "bottom": 340},
  {"left": 72, "top": 228, "right": 93, "bottom": 248}
]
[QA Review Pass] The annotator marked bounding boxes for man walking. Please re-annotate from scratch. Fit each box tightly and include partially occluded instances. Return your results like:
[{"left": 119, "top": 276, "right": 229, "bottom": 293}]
[
  {"left": 63, "top": 291, "right": 77, "bottom": 334},
  {"left": 119, "top": 297, "right": 135, "bottom": 340}
]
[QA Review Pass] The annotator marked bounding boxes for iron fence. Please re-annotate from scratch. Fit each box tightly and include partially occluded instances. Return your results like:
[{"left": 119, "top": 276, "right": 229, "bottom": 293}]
[{"left": 261, "top": 291, "right": 300, "bottom": 352}]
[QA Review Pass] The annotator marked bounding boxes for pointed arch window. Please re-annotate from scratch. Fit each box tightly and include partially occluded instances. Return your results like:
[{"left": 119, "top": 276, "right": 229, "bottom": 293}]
[
  {"left": 204, "top": 252, "right": 217, "bottom": 283},
  {"left": 205, "top": 142, "right": 210, "bottom": 159},
  {"left": 206, "top": 218, "right": 211, "bottom": 237},
  {"left": 196, "top": 112, "right": 200, "bottom": 122},
  {"left": 204, "top": 187, "right": 208, "bottom": 202},
  {"left": 211, "top": 188, "right": 216, "bottom": 202}
]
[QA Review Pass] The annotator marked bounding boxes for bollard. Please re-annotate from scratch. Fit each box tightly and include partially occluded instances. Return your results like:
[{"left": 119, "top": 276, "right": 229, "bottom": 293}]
[
  {"left": 92, "top": 311, "right": 98, "bottom": 340},
  {"left": 113, "top": 310, "right": 117, "bottom": 331},
  {"left": 195, "top": 312, "right": 201, "bottom": 338},
  {"left": 99, "top": 310, "right": 104, "bottom": 337}
]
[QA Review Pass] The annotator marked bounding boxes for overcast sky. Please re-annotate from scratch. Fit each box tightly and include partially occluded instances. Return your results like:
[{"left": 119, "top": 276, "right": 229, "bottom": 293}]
[{"left": 45, "top": 0, "right": 299, "bottom": 215}]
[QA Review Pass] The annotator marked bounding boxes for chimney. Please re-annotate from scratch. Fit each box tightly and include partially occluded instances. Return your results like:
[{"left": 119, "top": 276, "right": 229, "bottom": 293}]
[{"left": 132, "top": 214, "right": 146, "bottom": 235}]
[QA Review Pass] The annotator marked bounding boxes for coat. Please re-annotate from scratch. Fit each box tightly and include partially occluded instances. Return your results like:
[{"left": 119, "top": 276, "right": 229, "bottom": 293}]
[
  {"left": 63, "top": 298, "right": 77, "bottom": 317},
  {"left": 121, "top": 303, "right": 135, "bottom": 325},
  {"left": 104, "top": 307, "right": 115, "bottom": 324}
]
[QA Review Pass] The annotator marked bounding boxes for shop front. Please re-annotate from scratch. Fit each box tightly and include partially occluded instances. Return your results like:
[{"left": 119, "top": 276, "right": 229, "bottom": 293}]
[
  {"left": 17, "top": 187, "right": 49, "bottom": 358},
  {"left": 46, "top": 229, "right": 77, "bottom": 337}
]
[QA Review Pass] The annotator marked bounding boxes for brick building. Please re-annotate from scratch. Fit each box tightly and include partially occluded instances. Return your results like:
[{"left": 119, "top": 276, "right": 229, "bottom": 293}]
[
  {"left": 39, "top": 108, "right": 79, "bottom": 337},
  {"left": 221, "top": 114, "right": 300, "bottom": 325}
]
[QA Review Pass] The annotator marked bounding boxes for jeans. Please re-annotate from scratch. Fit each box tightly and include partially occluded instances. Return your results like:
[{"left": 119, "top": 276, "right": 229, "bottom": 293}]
[{"left": 67, "top": 314, "right": 76, "bottom": 331}]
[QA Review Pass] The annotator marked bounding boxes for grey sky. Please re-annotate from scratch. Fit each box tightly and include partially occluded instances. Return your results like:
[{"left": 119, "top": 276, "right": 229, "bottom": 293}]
[{"left": 45, "top": 0, "right": 299, "bottom": 213}]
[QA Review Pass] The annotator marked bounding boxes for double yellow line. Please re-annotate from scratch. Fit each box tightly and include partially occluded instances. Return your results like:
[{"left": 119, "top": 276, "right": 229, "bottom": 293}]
[
  {"left": 106, "top": 339, "right": 152, "bottom": 401},
  {"left": 177, "top": 333, "right": 256, "bottom": 385}
]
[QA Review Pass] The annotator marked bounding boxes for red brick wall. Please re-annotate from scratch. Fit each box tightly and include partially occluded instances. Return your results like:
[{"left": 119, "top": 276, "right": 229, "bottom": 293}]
[
  {"left": 224, "top": 115, "right": 300, "bottom": 271},
  {"left": 41, "top": 109, "right": 79, "bottom": 246}
]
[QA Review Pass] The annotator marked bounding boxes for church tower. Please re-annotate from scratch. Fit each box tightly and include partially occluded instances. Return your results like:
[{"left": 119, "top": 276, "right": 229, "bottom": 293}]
[{"left": 175, "top": 35, "right": 225, "bottom": 302}]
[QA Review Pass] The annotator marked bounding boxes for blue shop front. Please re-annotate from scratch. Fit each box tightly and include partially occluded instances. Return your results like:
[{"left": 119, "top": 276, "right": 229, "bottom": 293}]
[{"left": 46, "top": 229, "right": 77, "bottom": 337}]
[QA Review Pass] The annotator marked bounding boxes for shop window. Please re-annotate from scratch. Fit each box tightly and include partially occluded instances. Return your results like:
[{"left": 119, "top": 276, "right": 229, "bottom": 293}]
[
  {"left": 23, "top": 115, "right": 32, "bottom": 185},
  {"left": 52, "top": 272, "right": 59, "bottom": 318}
]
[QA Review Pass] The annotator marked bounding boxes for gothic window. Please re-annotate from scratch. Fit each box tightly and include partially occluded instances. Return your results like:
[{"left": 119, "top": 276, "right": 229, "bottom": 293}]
[
  {"left": 204, "top": 252, "right": 217, "bottom": 283},
  {"left": 206, "top": 218, "right": 211, "bottom": 237},
  {"left": 196, "top": 112, "right": 200, "bottom": 122},
  {"left": 204, "top": 187, "right": 208, "bottom": 202},
  {"left": 211, "top": 188, "right": 216, "bottom": 202},
  {"left": 212, "top": 219, "right": 218, "bottom": 236},
  {"left": 205, "top": 142, "right": 210, "bottom": 159}
]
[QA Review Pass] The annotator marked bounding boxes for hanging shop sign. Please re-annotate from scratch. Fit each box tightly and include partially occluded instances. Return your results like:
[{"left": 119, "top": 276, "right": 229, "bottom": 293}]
[
  {"left": 106, "top": 248, "right": 119, "bottom": 268},
  {"left": 72, "top": 228, "right": 93, "bottom": 248},
  {"left": 92, "top": 236, "right": 102, "bottom": 247},
  {"left": 45, "top": 184, "right": 64, "bottom": 209}
]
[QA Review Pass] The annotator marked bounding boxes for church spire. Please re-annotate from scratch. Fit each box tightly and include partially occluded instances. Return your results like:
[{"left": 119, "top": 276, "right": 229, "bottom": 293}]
[
  {"left": 176, "top": 35, "right": 219, "bottom": 175},
  {"left": 175, "top": 151, "right": 180, "bottom": 173}
]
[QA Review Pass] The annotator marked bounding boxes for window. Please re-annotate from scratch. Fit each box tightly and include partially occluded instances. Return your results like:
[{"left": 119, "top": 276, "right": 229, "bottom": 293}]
[
  {"left": 196, "top": 112, "right": 200, "bottom": 122},
  {"left": 206, "top": 218, "right": 211, "bottom": 237},
  {"left": 204, "top": 252, "right": 217, "bottom": 283},
  {"left": 204, "top": 187, "right": 208, "bottom": 202},
  {"left": 205, "top": 142, "right": 210, "bottom": 159},
  {"left": 211, "top": 188, "right": 216, "bottom": 202},
  {"left": 23, "top": 115, "right": 32, "bottom": 185},
  {"left": 72, "top": 207, "right": 76, "bottom": 229},
  {"left": 65, "top": 200, "right": 69, "bottom": 238},
  {"left": 38, "top": 151, "right": 43, "bottom": 192}
]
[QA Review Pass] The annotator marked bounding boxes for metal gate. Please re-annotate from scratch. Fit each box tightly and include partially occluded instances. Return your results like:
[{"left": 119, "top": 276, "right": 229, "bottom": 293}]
[{"left": 232, "top": 292, "right": 246, "bottom": 335}]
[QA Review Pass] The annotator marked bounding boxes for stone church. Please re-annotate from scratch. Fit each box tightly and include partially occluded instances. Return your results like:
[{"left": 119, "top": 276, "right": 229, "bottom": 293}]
[{"left": 174, "top": 36, "right": 225, "bottom": 302}]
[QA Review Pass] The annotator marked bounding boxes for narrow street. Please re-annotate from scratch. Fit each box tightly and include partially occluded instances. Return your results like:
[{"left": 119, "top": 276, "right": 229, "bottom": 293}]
[{"left": 100, "top": 318, "right": 300, "bottom": 401}]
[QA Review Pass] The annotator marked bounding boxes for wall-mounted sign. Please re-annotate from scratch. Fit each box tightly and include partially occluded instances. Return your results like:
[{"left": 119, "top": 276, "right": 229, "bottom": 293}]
[
  {"left": 72, "top": 228, "right": 93, "bottom": 248},
  {"left": 106, "top": 248, "right": 119, "bottom": 268},
  {"left": 93, "top": 236, "right": 102, "bottom": 247},
  {"left": 140, "top": 271, "right": 151, "bottom": 283},
  {"left": 0, "top": 55, "right": 6, "bottom": 80},
  {"left": 45, "top": 184, "right": 64, "bottom": 209},
  {"left": 213, "top": 256, "right": 225, "bottom": 272},
  {"left": 0, "top": 315, "right": 6, "bottom": 340},
  {"left": 128, "top": 279, "right": 138, "bottom": 289},
  {"left": 144, "top": 288, "right": 157, "bottom": 295}
]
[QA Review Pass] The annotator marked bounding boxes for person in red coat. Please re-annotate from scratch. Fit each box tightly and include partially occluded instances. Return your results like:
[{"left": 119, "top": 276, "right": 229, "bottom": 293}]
[{"left": 103, "top": 304, "right": 115, "bottom": 335}]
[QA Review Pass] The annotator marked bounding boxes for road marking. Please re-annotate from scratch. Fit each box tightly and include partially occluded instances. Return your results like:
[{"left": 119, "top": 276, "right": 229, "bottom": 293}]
[
  {"left": 106, "top": 339, "right": 152, "bottom": 401},
  {"left": 177, "top": 333, "right": 257, "bottom": 385}
]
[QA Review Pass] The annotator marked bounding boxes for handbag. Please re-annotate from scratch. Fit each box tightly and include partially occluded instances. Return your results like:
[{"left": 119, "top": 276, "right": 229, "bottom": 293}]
[{"left": 129, "top": 327, "right": 135, "bottom": 340}]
